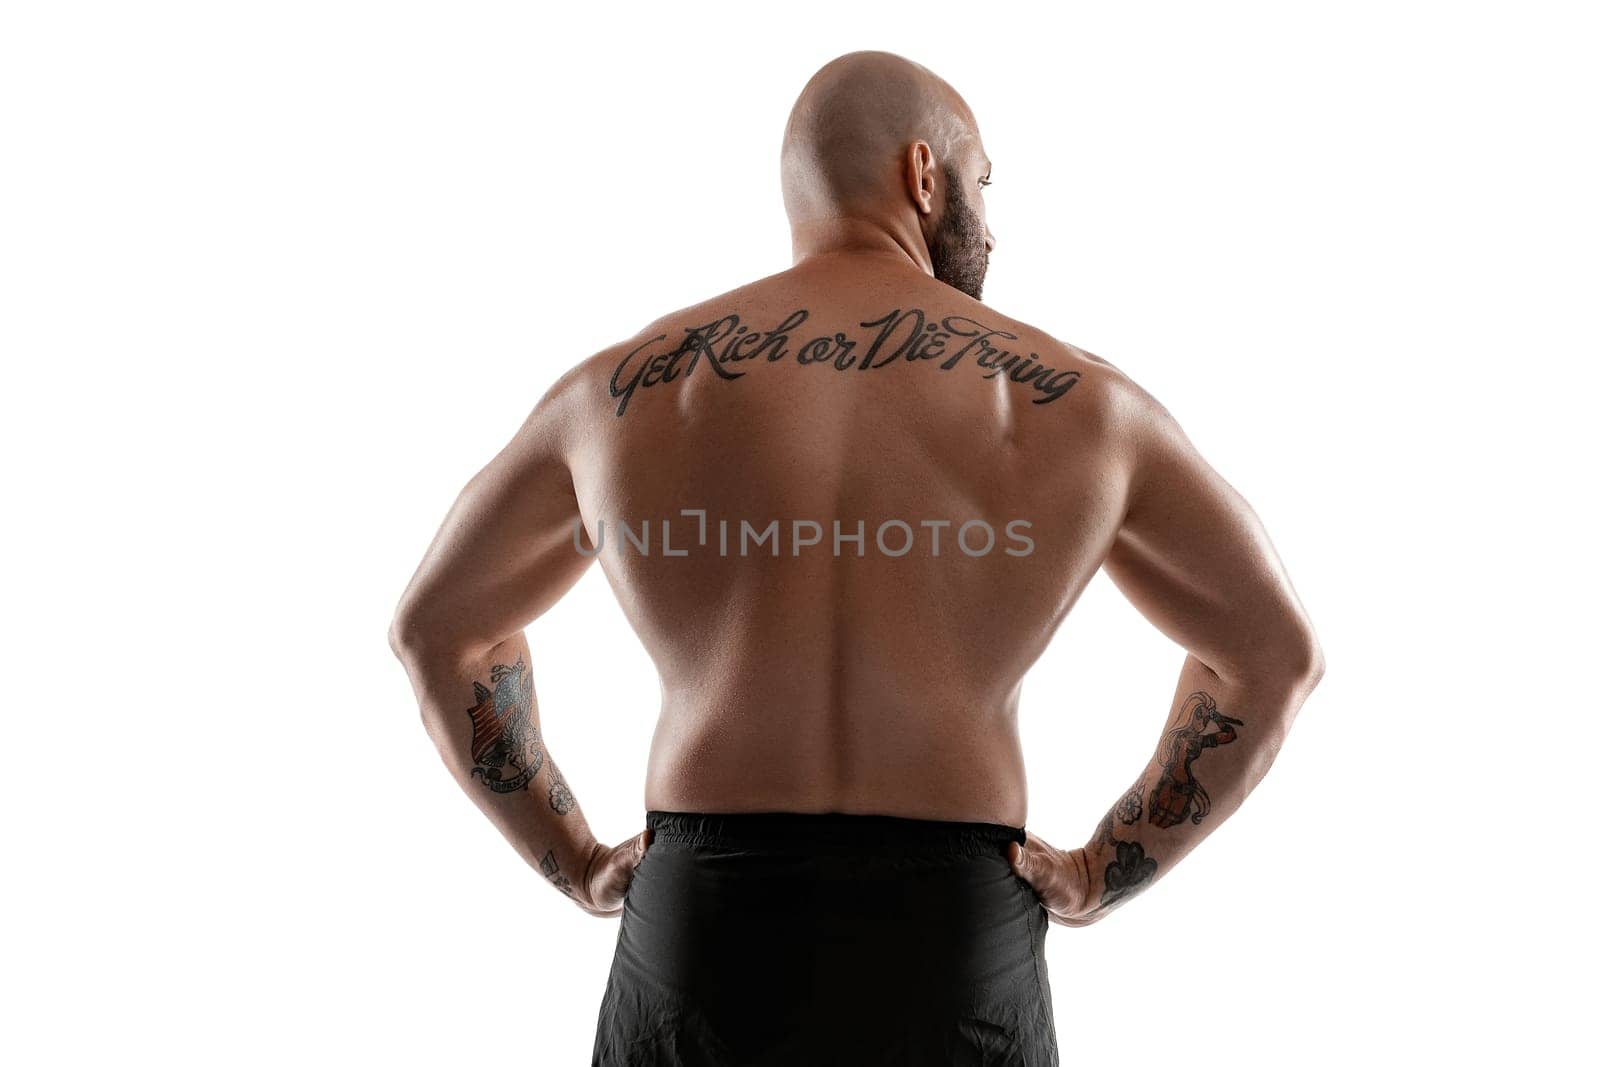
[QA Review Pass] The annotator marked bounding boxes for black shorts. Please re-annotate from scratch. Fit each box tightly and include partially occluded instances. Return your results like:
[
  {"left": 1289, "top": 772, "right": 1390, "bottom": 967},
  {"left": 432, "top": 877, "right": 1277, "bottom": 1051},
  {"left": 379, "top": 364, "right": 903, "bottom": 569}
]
[{"left": 592, "top": 809, "right": 1059, "bottom": 1065}]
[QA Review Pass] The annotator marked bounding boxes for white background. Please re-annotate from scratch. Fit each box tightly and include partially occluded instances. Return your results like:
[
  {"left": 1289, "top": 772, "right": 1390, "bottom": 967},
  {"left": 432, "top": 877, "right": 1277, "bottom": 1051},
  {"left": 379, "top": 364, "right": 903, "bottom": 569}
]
[{"left": 4, "top": 2, "right": 1595, "bottom": 1064}]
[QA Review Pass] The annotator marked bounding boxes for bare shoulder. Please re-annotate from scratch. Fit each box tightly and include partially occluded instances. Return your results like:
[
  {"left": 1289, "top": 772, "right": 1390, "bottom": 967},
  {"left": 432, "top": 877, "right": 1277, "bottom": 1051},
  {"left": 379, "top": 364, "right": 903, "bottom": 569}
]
[
  {"left": 547, "top": 283, "right": 778, "bottom": 426},
  {"left": 993, "top": 315, "right": 1238, "bottom": 523},
  {"left": 498, "top": 335, "right": 641, "bottom": 470},
  {"left": 524, "top": 304, "right": 715, "bottom": 454},
  {"left": 524, "top": 340, "right": 632, "bottom": 454},
  {"left": 977, "top": 304, "right": 1170, "bottom": 442}
]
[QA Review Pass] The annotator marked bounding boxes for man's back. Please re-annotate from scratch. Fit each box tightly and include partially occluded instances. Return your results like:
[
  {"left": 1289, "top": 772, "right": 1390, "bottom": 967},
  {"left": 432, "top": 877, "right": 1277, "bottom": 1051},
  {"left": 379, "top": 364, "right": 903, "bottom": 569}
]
[
  {"left": 391, "top": 49, "right": 1323, "bottom": 1064},
  {"left": 563, "top": 253, "right": 1130, "bottom": 827}
]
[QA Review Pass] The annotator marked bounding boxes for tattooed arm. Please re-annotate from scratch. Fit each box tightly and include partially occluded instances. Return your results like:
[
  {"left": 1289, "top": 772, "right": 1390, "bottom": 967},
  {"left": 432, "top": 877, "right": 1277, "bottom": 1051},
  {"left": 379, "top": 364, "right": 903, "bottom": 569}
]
[
  {"left": 1012, "top": 378, "right": 1325, "bottom": 925},
  {"left": 389, "top": 365, "right": 641, "bottom": 916},
  {"left": 1081, "top": 384, "right": 1325, "bottom": 922}
]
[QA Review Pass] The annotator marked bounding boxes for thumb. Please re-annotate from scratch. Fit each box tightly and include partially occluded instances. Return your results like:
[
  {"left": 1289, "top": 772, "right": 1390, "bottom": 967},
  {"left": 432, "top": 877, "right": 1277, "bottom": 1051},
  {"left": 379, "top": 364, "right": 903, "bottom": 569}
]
[{"left": 1008, "top": 840, "right": 1026, "bottom": 873}]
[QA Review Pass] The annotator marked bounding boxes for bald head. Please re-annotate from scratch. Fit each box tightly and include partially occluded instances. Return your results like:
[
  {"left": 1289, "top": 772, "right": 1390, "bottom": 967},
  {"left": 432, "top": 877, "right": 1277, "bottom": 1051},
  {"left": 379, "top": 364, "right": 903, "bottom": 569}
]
[{"left": 781, "top": 51, "right": 979, "bottom": 224}]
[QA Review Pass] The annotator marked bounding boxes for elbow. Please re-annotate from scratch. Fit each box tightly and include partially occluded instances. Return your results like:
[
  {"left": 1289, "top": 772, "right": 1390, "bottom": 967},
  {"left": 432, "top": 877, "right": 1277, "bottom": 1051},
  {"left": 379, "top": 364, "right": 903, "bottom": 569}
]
[
  {"left": 390, "top": 607, "right": 457, "bottom": 737},
  {"left": 1276, "top": 634, "right": 1326, "bottom": 691},
  {"left": 1302, "top": 641, "right": 1327, "bottom": 688},
  {"left": 389, "top": 599, "right": 484, "bottom": 673},
  {"left": 388, "top": 600, "right": 438, "bottom": 667},
  {"left": 388, "top": 610, "right": 421, "bottom": 665},
  {"left": 1232, "top": 622, "right": 1326, "bottom": 692}
]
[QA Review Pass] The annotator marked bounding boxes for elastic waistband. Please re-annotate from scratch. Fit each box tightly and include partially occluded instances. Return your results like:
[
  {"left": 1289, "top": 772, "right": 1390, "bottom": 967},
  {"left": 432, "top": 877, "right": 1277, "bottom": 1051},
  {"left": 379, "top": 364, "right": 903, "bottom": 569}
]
[{"left": 645, "top": 809, "right": 1026, "bottom": 857}]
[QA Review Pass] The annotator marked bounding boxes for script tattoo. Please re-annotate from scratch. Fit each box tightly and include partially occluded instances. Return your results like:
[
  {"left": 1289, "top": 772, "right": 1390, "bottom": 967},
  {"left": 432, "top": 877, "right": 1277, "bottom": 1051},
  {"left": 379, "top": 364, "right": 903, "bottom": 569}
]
[
  {"left": 608, "top": 307, "right": 1083, "bottom": 417},
  {"left": 539, "top": 849, "right": 575, "bottom": 898},
  {"left": 1100, "top": 841, "right": 1158, "bottom": 909},
  {"left": 464, "top": 658, "right": 545, "bottom": 793},
  {"left": 1148, "top": 691, "right": 1243, "bottom": 828}
]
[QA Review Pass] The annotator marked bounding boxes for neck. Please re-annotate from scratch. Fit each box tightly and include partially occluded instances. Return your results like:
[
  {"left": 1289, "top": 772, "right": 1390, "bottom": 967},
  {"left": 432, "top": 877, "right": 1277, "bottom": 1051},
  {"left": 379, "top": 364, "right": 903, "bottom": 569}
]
[{"left": 789, "top": 215, "right": 933, "bottom": 276}]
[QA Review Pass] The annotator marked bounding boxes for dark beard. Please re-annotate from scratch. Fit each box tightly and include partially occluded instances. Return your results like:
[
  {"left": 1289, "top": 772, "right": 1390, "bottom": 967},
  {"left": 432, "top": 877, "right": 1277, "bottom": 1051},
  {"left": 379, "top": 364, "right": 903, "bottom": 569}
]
[{"left": 928, "top": 171, "right": 989, "bottom": 301}]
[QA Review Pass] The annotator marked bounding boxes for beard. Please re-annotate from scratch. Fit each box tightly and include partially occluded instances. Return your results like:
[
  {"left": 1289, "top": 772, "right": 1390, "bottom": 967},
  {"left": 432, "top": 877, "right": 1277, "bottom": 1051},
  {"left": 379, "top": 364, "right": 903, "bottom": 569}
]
[{"left": 928, "top": 172, "right": 989, "bottom": 301}]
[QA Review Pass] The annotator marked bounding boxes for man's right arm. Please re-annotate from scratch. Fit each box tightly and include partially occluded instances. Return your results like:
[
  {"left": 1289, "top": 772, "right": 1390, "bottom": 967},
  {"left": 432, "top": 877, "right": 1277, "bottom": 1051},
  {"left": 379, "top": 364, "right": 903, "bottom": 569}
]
[{"left": 1021, "top": 374, "right": 1326, "bottom": 925}]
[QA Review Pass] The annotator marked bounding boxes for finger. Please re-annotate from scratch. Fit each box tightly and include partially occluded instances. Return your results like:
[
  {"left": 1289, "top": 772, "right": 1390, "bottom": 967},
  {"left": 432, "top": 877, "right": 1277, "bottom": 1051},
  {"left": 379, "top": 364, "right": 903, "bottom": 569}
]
[
  {"left": 1009, "top": 840, "right": 1044, "bottom": 897},
  {"left": 1016, "top": 837, "right": 1055, "bottom": 898},
  {"left": 580, "top": 839, "right": 607, "bottom": 905}
]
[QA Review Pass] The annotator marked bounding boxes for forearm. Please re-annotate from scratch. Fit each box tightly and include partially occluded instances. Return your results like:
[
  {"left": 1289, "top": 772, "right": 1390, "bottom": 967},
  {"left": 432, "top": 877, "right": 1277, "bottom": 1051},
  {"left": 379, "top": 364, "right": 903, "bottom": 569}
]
[
  {"left": 394, "top": 629, "right": 601, "bottom": 907},
  {"left": 1071, "top": 651, "right": 1319, "bottom": 923}
]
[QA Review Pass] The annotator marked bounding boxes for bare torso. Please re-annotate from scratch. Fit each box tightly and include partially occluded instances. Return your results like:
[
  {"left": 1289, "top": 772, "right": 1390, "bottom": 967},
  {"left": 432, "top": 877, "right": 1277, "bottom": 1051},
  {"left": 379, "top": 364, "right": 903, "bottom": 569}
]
[{"left": 564, "top": 255, "right": 1131, "bottom": 827}]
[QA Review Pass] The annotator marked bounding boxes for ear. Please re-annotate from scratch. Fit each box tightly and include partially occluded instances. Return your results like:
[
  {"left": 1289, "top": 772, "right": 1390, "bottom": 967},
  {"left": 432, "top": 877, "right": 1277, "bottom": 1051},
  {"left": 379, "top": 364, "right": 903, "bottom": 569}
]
[{"left": 904, "top": 140, "right": 937, "bottom": 215}]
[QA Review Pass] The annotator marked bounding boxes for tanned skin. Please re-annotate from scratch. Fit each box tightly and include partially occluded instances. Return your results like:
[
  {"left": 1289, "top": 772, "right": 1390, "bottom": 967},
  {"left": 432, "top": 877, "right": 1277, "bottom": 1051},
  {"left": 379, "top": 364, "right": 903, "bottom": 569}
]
[{"left": 390, "top": 50, "right": 1325, "bottom": 924}]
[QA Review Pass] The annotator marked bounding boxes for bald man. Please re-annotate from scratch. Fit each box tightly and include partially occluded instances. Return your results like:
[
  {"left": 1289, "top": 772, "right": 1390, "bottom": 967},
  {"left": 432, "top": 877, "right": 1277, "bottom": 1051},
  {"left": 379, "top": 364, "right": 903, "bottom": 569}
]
[{"left": 391, "top": 50, "right": 1324, "bottom": 1066}]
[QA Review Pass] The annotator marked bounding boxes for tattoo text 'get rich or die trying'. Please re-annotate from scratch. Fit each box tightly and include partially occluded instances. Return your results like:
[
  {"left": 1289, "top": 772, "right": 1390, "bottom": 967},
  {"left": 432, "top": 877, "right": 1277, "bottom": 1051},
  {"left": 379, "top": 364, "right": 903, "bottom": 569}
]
[{"left": 609, "top": 306, "right": 1082, "bottom": 417}]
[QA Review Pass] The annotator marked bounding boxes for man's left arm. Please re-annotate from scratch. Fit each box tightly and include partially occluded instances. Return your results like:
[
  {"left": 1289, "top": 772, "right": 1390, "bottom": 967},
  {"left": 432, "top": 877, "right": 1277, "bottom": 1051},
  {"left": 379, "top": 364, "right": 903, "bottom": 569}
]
[{"left": 388, "top": 364, "right": 647, "bottom": 917}]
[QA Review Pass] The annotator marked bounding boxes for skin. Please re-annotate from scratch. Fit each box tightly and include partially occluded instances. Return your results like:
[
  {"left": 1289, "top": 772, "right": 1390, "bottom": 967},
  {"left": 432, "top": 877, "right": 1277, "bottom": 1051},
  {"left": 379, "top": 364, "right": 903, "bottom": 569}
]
[{"left": 390, "top": 50, "right": 1325, "bottom": 925}]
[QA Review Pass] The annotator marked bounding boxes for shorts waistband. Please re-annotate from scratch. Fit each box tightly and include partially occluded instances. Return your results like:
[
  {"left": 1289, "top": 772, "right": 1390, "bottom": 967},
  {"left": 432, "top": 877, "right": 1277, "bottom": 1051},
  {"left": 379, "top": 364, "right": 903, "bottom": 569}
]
[{"left": 645, "top": 809, "right": 1026, "bottom": 857}]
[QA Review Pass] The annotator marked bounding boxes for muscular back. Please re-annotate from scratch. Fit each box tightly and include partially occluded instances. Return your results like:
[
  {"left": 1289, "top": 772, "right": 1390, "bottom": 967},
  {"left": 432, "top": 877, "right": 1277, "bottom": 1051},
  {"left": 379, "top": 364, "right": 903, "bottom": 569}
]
[
  {"left": 395, "top": 58, "right": 1321, "bottom": 923},
  {"left": 558, "top": 257, "right": 1135, "bottom": 826}
]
